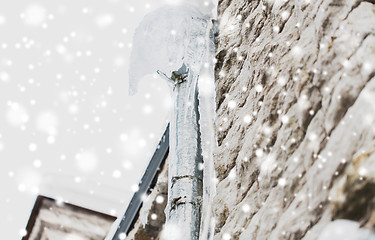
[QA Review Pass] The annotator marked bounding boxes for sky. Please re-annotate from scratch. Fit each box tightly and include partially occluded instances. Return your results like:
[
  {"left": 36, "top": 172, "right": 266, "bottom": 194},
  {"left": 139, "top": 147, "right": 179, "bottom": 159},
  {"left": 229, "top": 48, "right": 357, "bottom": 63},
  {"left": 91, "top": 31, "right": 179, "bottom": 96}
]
[{"left": 0, "top": 0, "right": 216, "bottom": 239}]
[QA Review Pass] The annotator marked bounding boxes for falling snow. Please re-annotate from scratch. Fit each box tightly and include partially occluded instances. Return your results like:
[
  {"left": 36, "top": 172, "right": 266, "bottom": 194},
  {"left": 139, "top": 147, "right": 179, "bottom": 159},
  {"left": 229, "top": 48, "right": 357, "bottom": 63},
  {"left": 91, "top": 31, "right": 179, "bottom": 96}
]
[
  {"left": 22, "top": 5, "right": 47, "bottom": 26},
  {"left": 0, "top": 1, "right": 184, "bottom": 239}
]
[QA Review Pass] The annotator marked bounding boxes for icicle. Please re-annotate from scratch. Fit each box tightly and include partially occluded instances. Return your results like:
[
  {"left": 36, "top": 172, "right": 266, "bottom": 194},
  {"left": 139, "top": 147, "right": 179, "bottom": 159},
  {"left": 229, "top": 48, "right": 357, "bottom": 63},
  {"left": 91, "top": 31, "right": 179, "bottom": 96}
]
[
  {"left": 128, "top": 5, "right": 207, "bottom": 95},
  {"left": 198, "top": 18, "right": 217, "bottom": 240},
  {"left": 126, "top": 3, "right": 218, "bottom": 240}
]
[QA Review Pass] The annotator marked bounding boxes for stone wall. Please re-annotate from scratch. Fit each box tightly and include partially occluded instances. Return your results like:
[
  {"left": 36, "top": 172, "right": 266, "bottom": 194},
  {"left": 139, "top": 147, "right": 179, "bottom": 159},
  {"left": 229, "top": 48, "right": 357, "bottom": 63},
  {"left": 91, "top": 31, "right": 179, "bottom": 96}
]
[{"left": 213, "top": 0, "right": 375, "bottom": 239}]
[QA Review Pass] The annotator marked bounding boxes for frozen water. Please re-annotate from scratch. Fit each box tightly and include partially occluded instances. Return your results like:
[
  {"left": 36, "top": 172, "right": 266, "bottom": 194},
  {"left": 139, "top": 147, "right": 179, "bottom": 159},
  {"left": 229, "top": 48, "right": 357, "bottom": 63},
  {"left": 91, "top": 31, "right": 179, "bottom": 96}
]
[
  {"left": 107, "top": 2, "right": 218, "bottom": 240},
  {"left": 130, "top": 4, "right": 217, "bottom": 239},
  {"left": 128, "top": 4, "right": 209, "bottom": 95}
]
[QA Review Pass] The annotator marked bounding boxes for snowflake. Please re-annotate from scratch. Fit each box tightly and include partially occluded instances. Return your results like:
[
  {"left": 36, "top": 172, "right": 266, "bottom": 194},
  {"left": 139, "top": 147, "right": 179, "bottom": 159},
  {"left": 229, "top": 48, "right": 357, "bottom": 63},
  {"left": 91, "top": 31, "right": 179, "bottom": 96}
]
[
  {"left": 281, "top": 11, "right": 290, "bottom": 20},
  {"left": 36, "top": 111, "right": 59, "bottom": 135},
  {"left": 156, "top": 195, "right": 164, "bottom": 204},
  {"left": 22, "top": 5, "right": 47, "bottom": 26},
  {"left": 255, "top": 84, "right": 263, "bottom": 93},
  {"left": 255, "top": 148, "right": 264, "bottom": 157},
  {"left": 222, "top": 233, "right": 231, "bottom": 240},
  {"left": 28, "top": 143, "right": 37, "bottom": 152},
  {"left": 112, "top": 170, "right": 122, "bottom": 178},
  {"left": 0, "top": 71, "right": 10, "bottom": 82},
  {"left": 281, "top": 115, "right": 289, "bottom": 124},
  {"left": 6, "top": 102, "right": 29, "bottom": 127},
  {"left": 19, "top": 229, "right": 27, "bottom": 237},
  {"left": 33, "top": 159, "right": 42, "bottom": 168},
  {"left": 278, "top": 178, "right": 287, "bottom": 187},
  {"left": 95, "top": 14, "right": 114, "bottom": 28},
  {"left": 131, "top": 184, "right": 139, "bottom": 192},
  {"left": 227, "top": 100, "right": 236, "bottom": 109},
  {"left": 122, "top": 160, "right": 133, "bottom": 170},
  {"left": 118, "top": 232, "right": 126, "bottom": 240},
  {"left": 75, "top": 150, "right": 98, "bottom": 172},
  {"left": 143, "top": 104, "right": 153, "bottom": 114},
  {"left": 242, "top": 204, "right": 250, "bottom": 213},
  {"left": 291, "top": 46, "right": 302, "bottom": 57},
  {"left": 277, "top": 76, "right": 287, "bottom": 86},
  {"left": 243, "top": 114, "right": 252, "bottom": 124}
]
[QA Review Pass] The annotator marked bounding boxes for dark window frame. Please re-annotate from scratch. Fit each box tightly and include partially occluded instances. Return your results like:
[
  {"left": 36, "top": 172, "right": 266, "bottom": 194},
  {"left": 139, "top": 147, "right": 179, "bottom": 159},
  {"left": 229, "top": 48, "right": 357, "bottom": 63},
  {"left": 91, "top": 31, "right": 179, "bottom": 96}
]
[{"left": 111, "top": 124, "right": 169, "bottom": 239}]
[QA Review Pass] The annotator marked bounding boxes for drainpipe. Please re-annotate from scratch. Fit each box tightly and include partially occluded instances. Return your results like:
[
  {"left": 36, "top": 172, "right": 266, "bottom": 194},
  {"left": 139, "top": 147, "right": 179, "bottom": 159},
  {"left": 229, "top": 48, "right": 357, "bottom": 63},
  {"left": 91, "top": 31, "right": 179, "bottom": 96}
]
[
  {"left": 159, "top": 13, "right": 217, "bottom": 239},
  {"left": 158, "top": 63, "right": 203, "bottom": 240},
  {"left": 111, "top": 4, "right": 216, "bottom": 239}
]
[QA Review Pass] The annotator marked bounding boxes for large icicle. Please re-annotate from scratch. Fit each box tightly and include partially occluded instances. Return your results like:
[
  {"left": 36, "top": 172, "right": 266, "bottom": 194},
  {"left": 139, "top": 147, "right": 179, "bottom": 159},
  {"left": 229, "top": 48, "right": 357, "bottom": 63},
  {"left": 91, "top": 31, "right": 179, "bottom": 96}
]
[
  {"left": 128, "top": 5, "right": 207, "bottom": 95},
  {"left": 197, "top": 19, "right": 217, "bottom": 240},
  {"left": 126, "top": 3, "right": 217, "bottom": 240},
  {"left": 161, "top": 11, "right": 209, "bottom": 240}
]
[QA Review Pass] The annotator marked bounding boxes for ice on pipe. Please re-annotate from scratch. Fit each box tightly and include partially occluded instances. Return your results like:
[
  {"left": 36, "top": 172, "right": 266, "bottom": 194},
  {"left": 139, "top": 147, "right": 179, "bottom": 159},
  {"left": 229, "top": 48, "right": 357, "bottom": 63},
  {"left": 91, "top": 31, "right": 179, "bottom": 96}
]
[
  {"left": 157, "top": 63, "right": 189, "bottom": 89},
  {"left": 128, "top": 4, "right": 209, "bottom": 95}
]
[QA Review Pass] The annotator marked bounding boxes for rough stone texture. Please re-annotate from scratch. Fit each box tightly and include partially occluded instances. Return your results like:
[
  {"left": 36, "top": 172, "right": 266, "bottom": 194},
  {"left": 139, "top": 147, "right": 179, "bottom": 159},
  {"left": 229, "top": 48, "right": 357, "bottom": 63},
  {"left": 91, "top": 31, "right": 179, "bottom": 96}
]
[
  {"left": 126, "top": 160, "right": 168, "bottom": 240},
  {"left": 213, "top": 0, "right": 375, "bottom": 239}
]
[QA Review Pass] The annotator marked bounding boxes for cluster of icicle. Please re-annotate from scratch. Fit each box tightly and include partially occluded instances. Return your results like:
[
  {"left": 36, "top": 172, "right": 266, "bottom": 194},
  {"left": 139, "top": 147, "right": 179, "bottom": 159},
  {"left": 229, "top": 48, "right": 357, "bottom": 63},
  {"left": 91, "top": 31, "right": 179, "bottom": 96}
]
[{"left": 128, "top": 3, "right": 217, "bottom": 240}]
